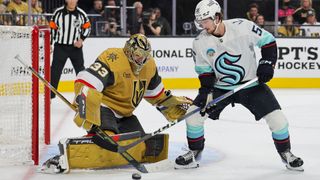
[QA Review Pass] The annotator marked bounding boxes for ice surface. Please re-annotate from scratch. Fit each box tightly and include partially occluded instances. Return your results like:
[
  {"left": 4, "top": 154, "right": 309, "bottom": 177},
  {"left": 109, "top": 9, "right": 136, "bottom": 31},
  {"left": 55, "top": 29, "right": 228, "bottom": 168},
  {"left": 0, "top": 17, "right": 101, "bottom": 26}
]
[{"left": 1, "top": 89, "right": 319, "bottom": 180}]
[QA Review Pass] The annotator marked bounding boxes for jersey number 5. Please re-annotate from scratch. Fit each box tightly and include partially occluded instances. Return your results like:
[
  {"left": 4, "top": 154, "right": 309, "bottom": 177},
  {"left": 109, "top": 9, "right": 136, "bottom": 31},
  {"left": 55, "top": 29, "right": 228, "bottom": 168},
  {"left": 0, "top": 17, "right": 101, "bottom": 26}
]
[{"left": 252, "top": 25, "right": 262, "bottom": 36}]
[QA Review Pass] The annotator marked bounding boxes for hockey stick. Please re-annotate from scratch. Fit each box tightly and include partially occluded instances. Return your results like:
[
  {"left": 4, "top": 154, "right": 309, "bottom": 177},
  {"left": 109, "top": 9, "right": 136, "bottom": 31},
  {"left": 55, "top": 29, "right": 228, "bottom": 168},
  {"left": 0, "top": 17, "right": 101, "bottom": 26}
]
[
  {"left": 117, "top": 77, "right": 259, "bottom": 153},
  {"left": 14, "top": 55, "right": 149, "bottom": 173}
]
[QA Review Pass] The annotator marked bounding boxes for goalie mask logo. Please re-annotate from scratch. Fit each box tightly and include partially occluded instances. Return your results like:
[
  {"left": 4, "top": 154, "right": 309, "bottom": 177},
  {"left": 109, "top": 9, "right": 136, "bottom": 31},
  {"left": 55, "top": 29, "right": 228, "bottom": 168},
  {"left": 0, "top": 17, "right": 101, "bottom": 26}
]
[
  {"left": 132, "top": 80, "right": 147, "bottom": 107},
  {"left": 215, "top": 52, "right": 245, "bottom": 84}
]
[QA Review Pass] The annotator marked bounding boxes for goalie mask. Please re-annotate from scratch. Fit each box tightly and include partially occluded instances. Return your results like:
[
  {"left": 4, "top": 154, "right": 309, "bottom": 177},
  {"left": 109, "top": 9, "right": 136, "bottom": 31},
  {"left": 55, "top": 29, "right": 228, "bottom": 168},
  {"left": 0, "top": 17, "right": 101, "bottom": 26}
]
[
  {"left": 124, "top": 34, "right": 151, "bottom": 75},
  {"left": 194, "top": 0, "right": 221, "bottom": 29}
]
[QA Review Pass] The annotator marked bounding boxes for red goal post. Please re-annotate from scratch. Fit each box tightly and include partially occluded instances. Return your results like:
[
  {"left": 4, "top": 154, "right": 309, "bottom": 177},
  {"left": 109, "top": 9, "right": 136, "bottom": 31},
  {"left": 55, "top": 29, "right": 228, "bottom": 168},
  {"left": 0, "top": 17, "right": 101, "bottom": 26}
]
[{"left": 0, "top": 26, "right": 51, "bottom": 165}]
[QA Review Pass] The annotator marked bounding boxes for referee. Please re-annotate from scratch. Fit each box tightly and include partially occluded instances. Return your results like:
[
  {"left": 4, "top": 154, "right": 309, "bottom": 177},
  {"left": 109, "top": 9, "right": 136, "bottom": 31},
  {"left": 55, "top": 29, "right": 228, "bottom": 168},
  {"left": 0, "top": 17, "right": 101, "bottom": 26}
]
[{"left": 49, "top": 0, "right": 91, "bottom": 98}]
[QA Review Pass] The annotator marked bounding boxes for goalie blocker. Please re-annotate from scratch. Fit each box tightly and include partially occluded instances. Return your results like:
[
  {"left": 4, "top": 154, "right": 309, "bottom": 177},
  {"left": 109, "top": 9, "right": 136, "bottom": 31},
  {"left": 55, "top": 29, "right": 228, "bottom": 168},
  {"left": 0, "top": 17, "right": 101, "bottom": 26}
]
[{"left": 41, "top": 131, "right": 169, "bottom": 173}]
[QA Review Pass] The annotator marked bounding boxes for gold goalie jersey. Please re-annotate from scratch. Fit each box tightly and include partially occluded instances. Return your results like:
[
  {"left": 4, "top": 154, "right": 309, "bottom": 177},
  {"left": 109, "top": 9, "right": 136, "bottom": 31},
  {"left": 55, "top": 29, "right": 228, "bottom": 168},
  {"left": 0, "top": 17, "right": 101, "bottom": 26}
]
[{"left": 75, "top": 48, "right": 164, "bottom": 116}]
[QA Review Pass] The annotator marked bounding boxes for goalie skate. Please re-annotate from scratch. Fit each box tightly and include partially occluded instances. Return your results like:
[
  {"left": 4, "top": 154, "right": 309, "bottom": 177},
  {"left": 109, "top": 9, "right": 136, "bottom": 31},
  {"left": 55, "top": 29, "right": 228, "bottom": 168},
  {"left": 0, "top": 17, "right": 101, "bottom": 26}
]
[
  {"left": 39, "top": 155, "right": 68, "bottom": 174},
  {"left": 280, "top": 150, "right": 304, "bottom": 172},
  {"left": 39, "top": 138, "right": 70, "bottom": 174},
  {"left": 174, "top": 150, "right": 202, "bottom": 169}
]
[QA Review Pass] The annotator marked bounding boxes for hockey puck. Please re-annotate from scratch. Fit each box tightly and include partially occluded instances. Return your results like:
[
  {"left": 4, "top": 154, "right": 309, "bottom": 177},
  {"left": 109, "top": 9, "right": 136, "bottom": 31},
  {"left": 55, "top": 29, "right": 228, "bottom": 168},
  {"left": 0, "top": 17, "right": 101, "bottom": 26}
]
[{"left": 132, "top": 172, "right": 141, "bottom": 179}]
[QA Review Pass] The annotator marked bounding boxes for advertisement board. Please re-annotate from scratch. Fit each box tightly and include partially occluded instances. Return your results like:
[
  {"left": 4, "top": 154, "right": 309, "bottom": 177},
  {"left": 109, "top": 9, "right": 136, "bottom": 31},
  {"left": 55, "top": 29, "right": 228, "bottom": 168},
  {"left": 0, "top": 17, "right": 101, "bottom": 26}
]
[{"left": 56, "top": 37, "right": 320, "bottom": 90}]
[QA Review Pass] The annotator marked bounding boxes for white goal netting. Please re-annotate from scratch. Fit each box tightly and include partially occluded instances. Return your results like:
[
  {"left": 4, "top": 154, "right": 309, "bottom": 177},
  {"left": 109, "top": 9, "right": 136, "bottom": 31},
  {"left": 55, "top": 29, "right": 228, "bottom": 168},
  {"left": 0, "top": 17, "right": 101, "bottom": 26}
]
[{"left": 0, "top": 26, "right": 50, "bottom": 165}]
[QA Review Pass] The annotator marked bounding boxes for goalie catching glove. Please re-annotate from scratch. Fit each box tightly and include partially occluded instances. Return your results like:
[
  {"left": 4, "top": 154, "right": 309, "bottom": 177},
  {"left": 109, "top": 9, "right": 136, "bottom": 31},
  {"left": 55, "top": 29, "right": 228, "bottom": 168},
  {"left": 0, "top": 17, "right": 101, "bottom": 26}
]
[
  {"left": 73, "top": 83, "right": 103, "bottom": 131},
  {"left": 146, "top": 90, "right": 192, "bottom": 121}
]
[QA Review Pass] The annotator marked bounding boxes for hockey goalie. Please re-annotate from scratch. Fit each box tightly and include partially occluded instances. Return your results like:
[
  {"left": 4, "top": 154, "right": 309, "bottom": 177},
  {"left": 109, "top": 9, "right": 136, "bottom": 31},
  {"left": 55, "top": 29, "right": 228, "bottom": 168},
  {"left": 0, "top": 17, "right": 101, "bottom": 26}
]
[{"left": 40, "top": 34, "right": 192, "bottom": 173}]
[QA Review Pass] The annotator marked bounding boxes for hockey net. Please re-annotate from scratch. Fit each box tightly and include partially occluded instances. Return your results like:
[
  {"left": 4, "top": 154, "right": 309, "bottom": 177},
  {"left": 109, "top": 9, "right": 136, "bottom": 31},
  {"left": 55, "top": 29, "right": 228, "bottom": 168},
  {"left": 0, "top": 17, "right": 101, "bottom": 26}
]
[{"left": 0, "top": 26, "right": 50, "bottom": 165}]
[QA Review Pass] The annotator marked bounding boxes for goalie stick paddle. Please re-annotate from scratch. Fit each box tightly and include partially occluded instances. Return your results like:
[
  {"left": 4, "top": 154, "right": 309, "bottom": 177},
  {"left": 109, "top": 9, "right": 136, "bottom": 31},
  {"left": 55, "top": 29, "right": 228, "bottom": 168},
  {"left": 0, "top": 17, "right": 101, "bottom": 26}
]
[
  {"left": 15, "top": 55, "right": 149, "bottom": 173},
  {"left": 117, "top": 77, "right": 259, "bottom": 153}
]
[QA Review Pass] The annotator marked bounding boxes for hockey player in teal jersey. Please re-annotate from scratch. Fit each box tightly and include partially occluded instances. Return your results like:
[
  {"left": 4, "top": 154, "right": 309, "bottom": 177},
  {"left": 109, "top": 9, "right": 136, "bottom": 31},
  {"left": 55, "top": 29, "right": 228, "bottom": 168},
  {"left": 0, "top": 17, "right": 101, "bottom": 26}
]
[{"left": 175, "top": 0, "right": 304, "bottom": 171}]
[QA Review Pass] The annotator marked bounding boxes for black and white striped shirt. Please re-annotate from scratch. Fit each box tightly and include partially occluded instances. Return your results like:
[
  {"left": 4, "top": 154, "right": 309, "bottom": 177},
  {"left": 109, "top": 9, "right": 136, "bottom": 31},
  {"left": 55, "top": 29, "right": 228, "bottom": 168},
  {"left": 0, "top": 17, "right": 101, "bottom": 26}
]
[{"left": 50, "top": 6, "right": 91, "bottom": 45}]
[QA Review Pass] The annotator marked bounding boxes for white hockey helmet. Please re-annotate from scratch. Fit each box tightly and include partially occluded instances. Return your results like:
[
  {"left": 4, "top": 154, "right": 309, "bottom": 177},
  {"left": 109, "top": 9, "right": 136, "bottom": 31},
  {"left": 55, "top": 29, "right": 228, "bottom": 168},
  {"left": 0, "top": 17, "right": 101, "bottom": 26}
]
[{"left": 194, "top": 0, "right": 221, "bottom": 22}]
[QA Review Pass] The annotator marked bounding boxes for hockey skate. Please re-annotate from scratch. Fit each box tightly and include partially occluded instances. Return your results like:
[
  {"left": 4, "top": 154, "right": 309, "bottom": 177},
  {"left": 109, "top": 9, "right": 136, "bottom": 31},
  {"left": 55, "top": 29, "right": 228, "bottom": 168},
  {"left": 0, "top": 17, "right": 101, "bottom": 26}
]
[
  {"left": 39, "top": 138, "right": 70, "bottom": 174},
  {"left": 39, "top": 154, "right": 69, "bottom": 174},
  {"left": 174, "top": 149, "right": 202, "bottom": 169},
  {"left": 280, "top": 150, "right": 304, "bottom": 172}
]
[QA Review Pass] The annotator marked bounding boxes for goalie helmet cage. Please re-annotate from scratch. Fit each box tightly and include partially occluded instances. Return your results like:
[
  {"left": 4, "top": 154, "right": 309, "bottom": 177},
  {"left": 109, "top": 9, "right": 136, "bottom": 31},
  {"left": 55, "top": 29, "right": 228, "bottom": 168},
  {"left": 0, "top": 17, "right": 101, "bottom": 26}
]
[{"left": 0, "top": 26, "right": 50, "bottom": 165}]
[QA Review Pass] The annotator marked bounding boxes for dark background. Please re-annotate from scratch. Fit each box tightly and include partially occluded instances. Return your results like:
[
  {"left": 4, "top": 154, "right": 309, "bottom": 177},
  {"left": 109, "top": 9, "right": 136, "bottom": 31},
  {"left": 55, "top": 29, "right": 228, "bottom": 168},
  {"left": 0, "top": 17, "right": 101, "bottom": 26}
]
[{"left": 51, "top": 0, "right": 320, "bottom": 35}]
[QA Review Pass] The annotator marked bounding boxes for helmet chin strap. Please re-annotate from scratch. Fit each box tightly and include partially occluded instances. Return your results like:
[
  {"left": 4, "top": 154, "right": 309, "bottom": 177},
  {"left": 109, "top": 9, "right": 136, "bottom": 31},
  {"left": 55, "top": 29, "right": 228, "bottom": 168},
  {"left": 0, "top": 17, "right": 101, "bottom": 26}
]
[{"left": 213, "top": 19, "right": 221, "bottom": 35}]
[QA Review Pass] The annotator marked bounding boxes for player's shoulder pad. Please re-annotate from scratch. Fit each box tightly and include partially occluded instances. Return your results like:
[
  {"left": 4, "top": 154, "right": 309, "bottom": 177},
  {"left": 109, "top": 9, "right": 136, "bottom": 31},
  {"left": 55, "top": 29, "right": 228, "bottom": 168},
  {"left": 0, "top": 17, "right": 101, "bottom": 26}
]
[
  {"left": 144, "top": 56, "right": 157, "bottom": 71},
  {"left": 194, "top": 30, "right": 207, "bottom": 41},
  {"left": 193, "top": 30, "right": 209, "bottom": 49},
  {"left": 98, "top": 48, "right": 125, "bottom": 65},
  {"left": 226, "top": 18, "right": 252, "bottom": 27},
  {"left": 226, "top": 18, "right": 256, "bottom": 34}
]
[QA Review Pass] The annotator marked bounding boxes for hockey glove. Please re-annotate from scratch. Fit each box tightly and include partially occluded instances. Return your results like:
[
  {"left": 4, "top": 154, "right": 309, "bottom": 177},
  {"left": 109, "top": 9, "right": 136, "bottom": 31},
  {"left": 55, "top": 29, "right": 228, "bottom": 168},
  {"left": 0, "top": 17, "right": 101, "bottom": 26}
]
[
  {"left": 257, "top": 60, "right": 274, "bottom": 83},
  {"left": 193, "top": 87, "right": 216, "bottom": 116},
  {"left": 156, "top": 91, "right": 193, "bottom": 121},
  {"left": 194, "top": 73, "right": 216, "bottom": 116}
]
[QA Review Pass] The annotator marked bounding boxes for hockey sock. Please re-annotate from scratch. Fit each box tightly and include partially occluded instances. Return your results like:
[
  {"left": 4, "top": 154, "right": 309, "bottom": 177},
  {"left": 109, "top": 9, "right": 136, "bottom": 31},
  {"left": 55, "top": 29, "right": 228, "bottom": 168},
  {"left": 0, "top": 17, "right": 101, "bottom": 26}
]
[
  {"left": 271, "top": 123, "right": 290, "bottom": 153},
  {"left": 273, "top": 136, "right": 291, "bottom": 153},
  {"left": 187, "top": 136, "right": 205, "bottom": 151}
]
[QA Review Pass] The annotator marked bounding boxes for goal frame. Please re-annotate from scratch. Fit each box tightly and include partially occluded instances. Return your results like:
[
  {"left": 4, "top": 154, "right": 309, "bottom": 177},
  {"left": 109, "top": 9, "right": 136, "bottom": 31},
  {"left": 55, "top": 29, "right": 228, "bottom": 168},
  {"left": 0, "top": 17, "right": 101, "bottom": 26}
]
[{"left": 31, "top": 26, "right": 51, "bottom": 165}]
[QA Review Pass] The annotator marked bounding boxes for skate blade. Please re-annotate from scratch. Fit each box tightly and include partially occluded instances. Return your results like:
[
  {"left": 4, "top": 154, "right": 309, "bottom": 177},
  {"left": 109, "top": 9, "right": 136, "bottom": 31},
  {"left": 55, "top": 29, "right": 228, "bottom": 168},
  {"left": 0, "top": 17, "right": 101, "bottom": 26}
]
[
  {"left": 37, "top": 165, "right": 60, "bottom": 174},
  {"left": 174, "top": 162, "right": 199, "bottom": 170},
  {"left": 37, "top": 164, "right": 68, "bottom": 174},
  {"left": 286, "top": 164, "right": 304, "bottom": 172}
]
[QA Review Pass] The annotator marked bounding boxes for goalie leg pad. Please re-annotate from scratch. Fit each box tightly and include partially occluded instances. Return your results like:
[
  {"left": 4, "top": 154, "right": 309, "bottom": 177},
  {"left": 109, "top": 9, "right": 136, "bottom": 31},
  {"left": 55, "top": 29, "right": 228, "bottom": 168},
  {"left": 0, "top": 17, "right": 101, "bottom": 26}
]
[
  {"left": 143, "top": 134, "right": 169, "bottom": 163},
  {"left": 58, "top": 138, "right": 70, "bottom": 173},
  {"left": 61, "top": 132, "right": 168, "bottom": 170},
  {"left": 91, "top": 130, "right": 141, "bottom": 152},
  {"left": 67, "top": 135, "right": 145, "bottom": 169}
]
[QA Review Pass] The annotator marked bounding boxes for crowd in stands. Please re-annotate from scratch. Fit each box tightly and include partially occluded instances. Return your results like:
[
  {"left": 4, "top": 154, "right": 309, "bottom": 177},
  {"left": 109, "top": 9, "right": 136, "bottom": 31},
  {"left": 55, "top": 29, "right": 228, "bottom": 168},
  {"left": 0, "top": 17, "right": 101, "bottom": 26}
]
[
  {"left": 0, "top": 0, "right": 47, "bottom": 26},
  {"left": 246, "top": 0, "right": 319, "bottom": 37},
  {"left": 86, "top": 0, "right": 172, "bottom": 36},
  {"left": 0, "top": 0, "right": 319, "bottom": 37}
]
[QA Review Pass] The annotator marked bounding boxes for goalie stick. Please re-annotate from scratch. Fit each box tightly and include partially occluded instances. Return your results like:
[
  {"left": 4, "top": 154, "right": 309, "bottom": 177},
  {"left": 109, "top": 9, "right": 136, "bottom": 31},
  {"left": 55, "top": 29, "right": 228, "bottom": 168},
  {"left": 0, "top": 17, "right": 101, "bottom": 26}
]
[
  {"left": 116, "top": 77, "right": 259, "bottom": 153},
  {"left": 14, "top": 55, "right": 149, "bottom": 173}
]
